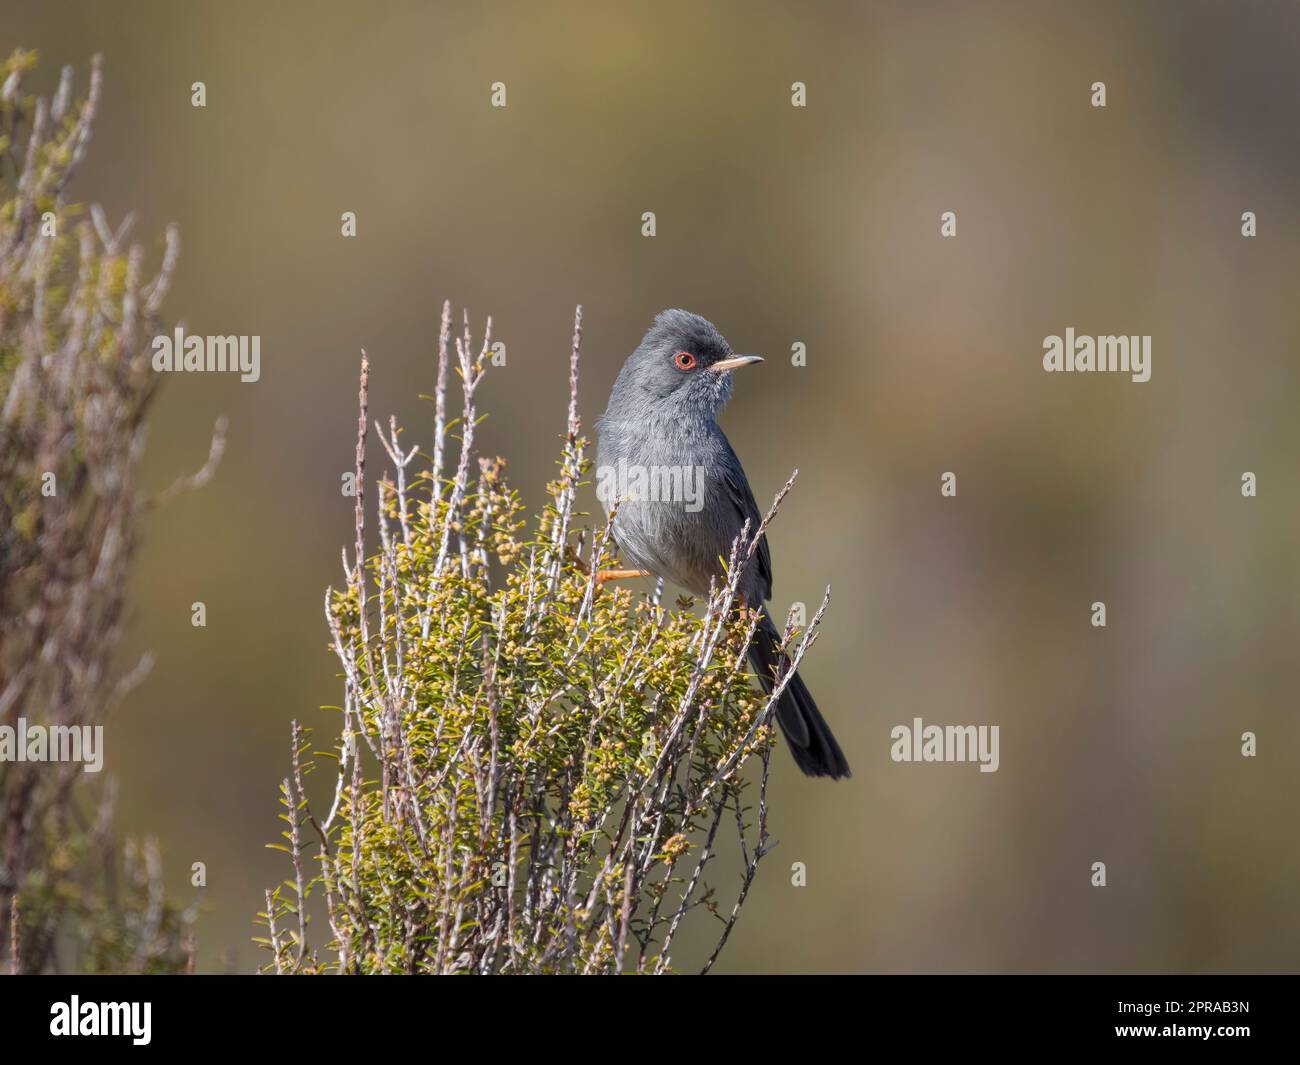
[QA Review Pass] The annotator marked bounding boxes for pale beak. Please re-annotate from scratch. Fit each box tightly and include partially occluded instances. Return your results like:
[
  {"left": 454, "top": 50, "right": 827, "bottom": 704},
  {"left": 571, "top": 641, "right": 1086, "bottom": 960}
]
[{"left": 710, "top": 355, "right": 763, "bottom": 372}]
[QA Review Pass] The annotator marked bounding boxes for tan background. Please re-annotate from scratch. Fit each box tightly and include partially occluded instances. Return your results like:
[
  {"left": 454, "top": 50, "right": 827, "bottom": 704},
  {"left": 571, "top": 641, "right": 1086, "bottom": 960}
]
[{"left": 3, "top": 0, "right": 1298, "bottom": 972}]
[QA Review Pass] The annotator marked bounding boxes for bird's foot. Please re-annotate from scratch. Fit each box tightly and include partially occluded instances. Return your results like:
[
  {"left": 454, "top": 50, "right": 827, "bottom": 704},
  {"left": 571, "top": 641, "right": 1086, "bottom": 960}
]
[
  {"left": 595, "top": 568, "right": 652, "bottom": 584},
  {"left": 565, "top": 547, "right": 650, "bottom": 585}
]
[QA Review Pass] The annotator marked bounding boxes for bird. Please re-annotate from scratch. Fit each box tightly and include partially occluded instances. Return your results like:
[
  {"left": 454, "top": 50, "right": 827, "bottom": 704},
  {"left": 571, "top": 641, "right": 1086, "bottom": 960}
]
[{"left": 594, "top": 309, "right": 850, "bottom": 779}]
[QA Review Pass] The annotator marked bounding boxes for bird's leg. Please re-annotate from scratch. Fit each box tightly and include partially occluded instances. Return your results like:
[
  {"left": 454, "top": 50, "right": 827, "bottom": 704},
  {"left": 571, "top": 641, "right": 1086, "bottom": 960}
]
[
  {"left": 595, "top": 568, "right": 652, "bottom": 584},
  {"left": 564, "top": 545, "right": 649, "bottom": 584}
]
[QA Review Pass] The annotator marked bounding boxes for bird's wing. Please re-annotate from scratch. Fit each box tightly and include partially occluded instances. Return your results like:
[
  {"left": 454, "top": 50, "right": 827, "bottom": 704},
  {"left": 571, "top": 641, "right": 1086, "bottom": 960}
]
[{"left": 721, "top": 451, "right": 773, "bottom": 603}]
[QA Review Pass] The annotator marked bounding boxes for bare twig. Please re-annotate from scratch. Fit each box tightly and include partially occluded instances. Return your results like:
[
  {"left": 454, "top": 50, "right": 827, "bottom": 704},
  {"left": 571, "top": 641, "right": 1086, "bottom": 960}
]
[{"left": 149, "top": 416, "right": 228, "bottom": 507}]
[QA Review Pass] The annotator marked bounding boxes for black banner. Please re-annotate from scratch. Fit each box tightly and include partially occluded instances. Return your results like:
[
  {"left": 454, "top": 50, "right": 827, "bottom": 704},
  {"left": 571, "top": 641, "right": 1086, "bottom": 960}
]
[{"left": 1, "top": 975, "right": 1290, "bottom": 1052}]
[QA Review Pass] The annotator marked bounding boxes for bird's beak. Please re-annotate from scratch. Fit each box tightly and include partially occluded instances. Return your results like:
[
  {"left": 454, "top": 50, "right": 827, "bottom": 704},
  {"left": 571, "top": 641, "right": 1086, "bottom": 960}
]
[{"left": 710, "top": 354, "right": 763, "bottom": 372}]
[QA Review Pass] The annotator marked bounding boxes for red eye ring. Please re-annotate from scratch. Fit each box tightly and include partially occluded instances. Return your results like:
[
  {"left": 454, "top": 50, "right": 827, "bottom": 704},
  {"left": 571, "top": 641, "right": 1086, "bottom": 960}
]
[{"left": 674, "top": 351, "right": 697, "bottom": 371}]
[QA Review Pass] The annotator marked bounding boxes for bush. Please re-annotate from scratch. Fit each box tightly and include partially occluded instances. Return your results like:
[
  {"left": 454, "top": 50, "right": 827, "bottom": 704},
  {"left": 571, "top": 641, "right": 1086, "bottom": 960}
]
[
  {"left": 261, "top": 306, "right": 829, "bottom": 974},
  {"left": 0, "top": 50, "right": 218, "bottom": 974}
]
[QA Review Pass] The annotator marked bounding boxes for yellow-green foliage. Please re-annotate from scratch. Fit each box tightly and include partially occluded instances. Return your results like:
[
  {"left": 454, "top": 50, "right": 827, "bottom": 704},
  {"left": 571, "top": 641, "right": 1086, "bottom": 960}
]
[
  {"left": 262, "top": 314, "right": 788, "bottom": 974},
  {"left": 1, "top": 50, "right": 198, "bottom": 975}
]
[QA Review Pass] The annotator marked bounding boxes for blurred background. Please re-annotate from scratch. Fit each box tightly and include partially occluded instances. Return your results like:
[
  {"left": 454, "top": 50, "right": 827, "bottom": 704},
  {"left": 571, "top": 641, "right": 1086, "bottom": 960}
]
[{"left": 2, "top": 0, "right": 1297, "bottom": 973}]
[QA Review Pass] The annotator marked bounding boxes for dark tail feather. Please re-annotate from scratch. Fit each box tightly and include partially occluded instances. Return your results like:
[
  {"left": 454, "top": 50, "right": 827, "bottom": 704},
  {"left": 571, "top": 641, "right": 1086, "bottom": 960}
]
[{"left": 747, "top": 610, "right": 851, "bottom": 779}]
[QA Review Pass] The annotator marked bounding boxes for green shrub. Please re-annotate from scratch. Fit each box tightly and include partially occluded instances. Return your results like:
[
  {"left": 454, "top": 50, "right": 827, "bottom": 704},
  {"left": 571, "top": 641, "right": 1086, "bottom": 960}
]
[
  {"left": 0, "top": 50, "right": 217, "bottom": 974},
  {"left": 261, "top": 307, "right": 828, "bottom": 974}
]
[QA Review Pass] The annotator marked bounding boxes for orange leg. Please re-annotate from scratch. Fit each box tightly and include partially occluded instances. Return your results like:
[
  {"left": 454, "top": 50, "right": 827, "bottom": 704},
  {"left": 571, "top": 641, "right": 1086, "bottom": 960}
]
[
  {"left": 565, "top": 546, "right": 650, "bottom": 584},
  {"left": 596, "top": 568, "right": 652, "bottom": 583}
]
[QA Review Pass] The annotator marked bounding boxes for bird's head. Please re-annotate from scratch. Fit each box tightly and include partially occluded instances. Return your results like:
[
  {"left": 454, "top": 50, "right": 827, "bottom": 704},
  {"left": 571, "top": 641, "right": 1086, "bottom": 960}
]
[{"left": 607, "top": 309, "right": 762, "bottom": 420}]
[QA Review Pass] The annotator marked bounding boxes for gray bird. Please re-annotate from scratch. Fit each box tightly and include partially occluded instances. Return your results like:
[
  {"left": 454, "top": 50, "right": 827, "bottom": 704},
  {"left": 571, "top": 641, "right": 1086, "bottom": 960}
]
[{"left": 595, "top": 309, "right": 850, "bottom": 779}]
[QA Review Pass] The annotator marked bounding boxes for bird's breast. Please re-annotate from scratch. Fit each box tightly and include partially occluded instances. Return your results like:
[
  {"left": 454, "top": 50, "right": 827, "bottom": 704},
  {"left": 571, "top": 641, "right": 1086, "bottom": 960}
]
[{"left": 594, "top": 418, "right": 735, "bottom": 596}]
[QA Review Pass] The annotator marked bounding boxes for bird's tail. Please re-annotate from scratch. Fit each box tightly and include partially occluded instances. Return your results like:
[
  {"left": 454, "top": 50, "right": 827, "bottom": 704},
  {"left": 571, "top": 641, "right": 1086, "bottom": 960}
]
[{"left": 747, "top": 609, "right": 851, "bottom": 779}]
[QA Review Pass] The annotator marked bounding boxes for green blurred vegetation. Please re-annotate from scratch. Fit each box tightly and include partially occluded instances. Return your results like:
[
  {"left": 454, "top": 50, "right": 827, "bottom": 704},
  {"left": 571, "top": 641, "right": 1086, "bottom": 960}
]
[{"left": 0, "top": 47, "right": 196, "bottom": 974}]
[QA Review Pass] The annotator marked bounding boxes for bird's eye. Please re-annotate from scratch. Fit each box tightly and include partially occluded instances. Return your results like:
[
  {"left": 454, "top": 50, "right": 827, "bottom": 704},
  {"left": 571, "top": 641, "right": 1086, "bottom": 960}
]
[{"left": 674, "top": 351, "right": 697, "bottom": 371}]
